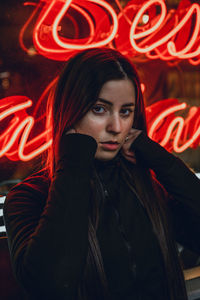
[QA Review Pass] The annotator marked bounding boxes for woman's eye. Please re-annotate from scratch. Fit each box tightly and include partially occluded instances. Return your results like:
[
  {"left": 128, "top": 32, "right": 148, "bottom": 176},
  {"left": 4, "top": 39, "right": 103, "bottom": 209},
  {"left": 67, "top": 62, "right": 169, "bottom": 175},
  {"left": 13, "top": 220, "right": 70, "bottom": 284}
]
[
  {"left": 92, "top": 105, "right": 106, "bottom": 114},
  {"left": 120, "top": 109, "right": 133, "bottom": 116}
]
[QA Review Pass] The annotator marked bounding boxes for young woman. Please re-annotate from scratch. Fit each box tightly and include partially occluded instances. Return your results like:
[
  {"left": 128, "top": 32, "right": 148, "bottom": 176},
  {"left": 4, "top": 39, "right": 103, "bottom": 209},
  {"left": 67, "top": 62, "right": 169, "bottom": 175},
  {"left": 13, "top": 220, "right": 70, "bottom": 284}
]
[{"left": 3, "top": 48, "right": 200, "bottom": 300}]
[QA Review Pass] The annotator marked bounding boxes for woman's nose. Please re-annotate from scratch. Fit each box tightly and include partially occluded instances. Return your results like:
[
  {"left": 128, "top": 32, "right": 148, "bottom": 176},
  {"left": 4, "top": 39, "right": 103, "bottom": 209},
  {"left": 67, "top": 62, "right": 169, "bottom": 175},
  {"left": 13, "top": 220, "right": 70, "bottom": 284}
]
[{"left": 106, "top": 114, "right": 122, "bottom": 134}]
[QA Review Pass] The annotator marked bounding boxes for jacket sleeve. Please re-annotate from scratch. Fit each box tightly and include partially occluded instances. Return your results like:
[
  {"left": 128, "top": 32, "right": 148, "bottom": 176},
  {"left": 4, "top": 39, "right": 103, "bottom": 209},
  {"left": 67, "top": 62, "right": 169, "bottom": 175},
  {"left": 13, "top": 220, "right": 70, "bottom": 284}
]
[
  {"left": 3, "top": 133, "right": 97, "bottom": 299},
  {"left": 131, "top": 132, "right": 200, "bottom": 254}
]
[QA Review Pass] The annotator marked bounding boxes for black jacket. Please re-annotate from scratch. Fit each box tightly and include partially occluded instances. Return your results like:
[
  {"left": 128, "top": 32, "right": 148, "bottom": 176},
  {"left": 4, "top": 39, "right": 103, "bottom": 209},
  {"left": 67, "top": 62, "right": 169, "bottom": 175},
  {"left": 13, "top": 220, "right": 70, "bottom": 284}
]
[{"left": 3, "top": 133, "right": 200, "bottom": 300}]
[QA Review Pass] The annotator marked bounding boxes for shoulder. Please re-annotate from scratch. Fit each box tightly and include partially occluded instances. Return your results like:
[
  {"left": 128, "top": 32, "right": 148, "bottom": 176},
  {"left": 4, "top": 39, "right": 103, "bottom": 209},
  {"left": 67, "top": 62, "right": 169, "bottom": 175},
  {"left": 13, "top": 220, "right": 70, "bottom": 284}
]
[
  {"left": 3, "top": 168, "right": 51, "bottom": 216},
  {"left": 7, "top": 168, "right": 50, "bottom": 197}
]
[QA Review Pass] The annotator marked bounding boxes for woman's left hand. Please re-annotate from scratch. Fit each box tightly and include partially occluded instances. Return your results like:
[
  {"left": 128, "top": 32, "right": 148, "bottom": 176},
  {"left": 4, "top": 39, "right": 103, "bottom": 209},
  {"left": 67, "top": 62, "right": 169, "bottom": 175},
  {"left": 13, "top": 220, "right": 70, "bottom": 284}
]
[{"left": 121, "top": 128, "right": 142, "bottom": 163}]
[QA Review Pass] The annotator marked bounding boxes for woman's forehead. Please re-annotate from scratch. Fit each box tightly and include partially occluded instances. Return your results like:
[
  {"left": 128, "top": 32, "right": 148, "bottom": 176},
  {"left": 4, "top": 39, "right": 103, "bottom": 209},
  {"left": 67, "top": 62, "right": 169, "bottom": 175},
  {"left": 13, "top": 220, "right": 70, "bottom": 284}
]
[{"left": 98, "top": 79, "right": 136, "bottom": 105}]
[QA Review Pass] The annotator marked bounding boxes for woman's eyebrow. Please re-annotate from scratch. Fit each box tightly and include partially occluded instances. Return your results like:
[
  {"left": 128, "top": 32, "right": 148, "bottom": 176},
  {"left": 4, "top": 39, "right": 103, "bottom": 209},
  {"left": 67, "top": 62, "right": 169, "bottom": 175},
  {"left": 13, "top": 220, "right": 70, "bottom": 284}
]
[{"left": 97, "top": 97, "right": 135, "bottom": 107}]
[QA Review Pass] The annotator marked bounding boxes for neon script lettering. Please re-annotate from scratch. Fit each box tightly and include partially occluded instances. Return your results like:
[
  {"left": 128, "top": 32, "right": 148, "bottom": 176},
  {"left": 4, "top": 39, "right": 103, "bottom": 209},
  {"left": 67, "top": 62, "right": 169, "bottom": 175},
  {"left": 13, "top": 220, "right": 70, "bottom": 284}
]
[
  {"left": 31, "top": 0, "right": 118, "bottom": 61},
  {"left": 0, "top": 96, "right": 51, "bottom": 161},
  {"left": 0, "top": 97, "right": 199, "bottom": 161},
  {"left": 146, "top": 99, "right": 200, "bottom": 152},
  {"left": 21, "top": 0, "right": 200, "bottom": 64}
]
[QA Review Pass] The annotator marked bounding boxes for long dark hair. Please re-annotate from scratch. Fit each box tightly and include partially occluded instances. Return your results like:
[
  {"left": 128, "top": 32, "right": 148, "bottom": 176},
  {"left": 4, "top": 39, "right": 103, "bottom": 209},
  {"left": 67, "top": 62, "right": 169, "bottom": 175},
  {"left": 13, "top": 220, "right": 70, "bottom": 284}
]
[{"left": 46, "top": 48, "right": 187, "bottom": 300}]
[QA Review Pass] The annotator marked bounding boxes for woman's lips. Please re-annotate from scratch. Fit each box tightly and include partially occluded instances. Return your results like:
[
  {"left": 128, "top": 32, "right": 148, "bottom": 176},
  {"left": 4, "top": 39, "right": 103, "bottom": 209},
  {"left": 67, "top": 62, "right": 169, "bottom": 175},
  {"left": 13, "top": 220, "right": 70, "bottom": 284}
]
[{"left": 100, "top": 142, "right": 120, "bottom": 151}]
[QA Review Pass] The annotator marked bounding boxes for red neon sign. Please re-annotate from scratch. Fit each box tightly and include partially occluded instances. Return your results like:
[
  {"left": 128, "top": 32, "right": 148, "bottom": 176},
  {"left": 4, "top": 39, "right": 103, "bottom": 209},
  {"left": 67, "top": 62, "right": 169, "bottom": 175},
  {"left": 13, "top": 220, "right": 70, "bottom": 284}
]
[
  {"left": 27, "top": 0, "right": 118, "bottom": 61},
  {"left": 127, "top": 0, "right": 200, "bottom": 65},
  {"left": 20, "top": 0, "right": 200, "bottom": 64},
  {"left": 1, "top": 0, "right": 199, "bottom": 162},
  {"left": 146, "top": 99, "right": 200, "bottom": 152},
  {"left": 0, "top": 97, "right": 199, "bottom": 161},
  {"left": 0, "top": 96, "right": 51, "bottom": 161}
]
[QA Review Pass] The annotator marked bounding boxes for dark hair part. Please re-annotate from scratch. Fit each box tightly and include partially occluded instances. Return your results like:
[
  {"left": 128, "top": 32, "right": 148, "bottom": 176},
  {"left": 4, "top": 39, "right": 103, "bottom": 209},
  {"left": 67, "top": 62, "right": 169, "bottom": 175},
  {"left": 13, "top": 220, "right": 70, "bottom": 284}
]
[{"left": 46, "top": 48, "right": 187, "bottom": 300}]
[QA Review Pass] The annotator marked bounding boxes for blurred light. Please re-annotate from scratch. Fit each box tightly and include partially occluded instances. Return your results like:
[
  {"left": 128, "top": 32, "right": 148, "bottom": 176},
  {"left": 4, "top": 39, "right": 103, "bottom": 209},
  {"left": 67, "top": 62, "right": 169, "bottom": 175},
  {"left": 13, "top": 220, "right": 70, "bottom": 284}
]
[
  {"left": 0, "top": 226, "right": 6, "bottom": 233},
  {"left": 140, "top": 83, "right": 145, "bottom": 93},
  {"left": 0, "top": 72, "right": 10, "bottom": 79},
  {"left": 2, "top": 78, "right": 10, "bottom": 90},
  {"left": 27, "top": 46, "right": 37, "bottom": 56},
  {"left": 0, "top": 196, "right": 6, "bottom": 204},
  {"left": 142, "top": 14, "right": 149, "bottom": 24}
]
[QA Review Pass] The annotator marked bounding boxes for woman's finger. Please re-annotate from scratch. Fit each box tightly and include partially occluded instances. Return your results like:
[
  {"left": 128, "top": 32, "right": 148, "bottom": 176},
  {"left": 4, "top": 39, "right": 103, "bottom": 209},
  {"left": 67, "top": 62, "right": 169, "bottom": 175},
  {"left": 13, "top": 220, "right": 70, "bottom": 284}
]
[{"left": 65, "top": 128, "right": 77, "bottom": 135}]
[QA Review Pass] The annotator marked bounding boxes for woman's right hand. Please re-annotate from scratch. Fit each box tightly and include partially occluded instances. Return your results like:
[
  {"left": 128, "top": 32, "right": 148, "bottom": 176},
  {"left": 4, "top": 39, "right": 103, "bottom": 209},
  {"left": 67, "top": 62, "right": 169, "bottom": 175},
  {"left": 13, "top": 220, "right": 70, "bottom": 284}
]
[{"left": 121, "top": 128, "right": 142, "bottom": 163}]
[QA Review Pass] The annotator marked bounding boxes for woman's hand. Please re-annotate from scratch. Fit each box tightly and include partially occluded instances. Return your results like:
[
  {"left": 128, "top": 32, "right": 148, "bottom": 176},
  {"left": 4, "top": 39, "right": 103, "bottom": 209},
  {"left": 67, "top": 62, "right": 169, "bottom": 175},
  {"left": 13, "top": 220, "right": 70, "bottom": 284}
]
[{"left": 121, "top": 128, "right": 142, "bottom": 163}]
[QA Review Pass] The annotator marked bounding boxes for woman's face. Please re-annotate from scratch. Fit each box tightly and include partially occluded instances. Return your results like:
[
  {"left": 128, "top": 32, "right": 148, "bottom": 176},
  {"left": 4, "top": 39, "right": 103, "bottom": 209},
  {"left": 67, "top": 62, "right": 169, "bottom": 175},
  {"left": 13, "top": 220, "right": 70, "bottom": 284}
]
[{"left": 75, "top": 79, "right": 136, "bottom": 161}]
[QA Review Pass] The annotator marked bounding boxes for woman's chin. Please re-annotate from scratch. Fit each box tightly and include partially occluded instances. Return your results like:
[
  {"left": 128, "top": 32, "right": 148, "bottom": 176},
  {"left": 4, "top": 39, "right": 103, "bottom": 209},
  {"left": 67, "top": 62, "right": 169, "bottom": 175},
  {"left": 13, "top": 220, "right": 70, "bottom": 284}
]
[{"left": 95, "top": 149, "right": 120, "bottom": 161}]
